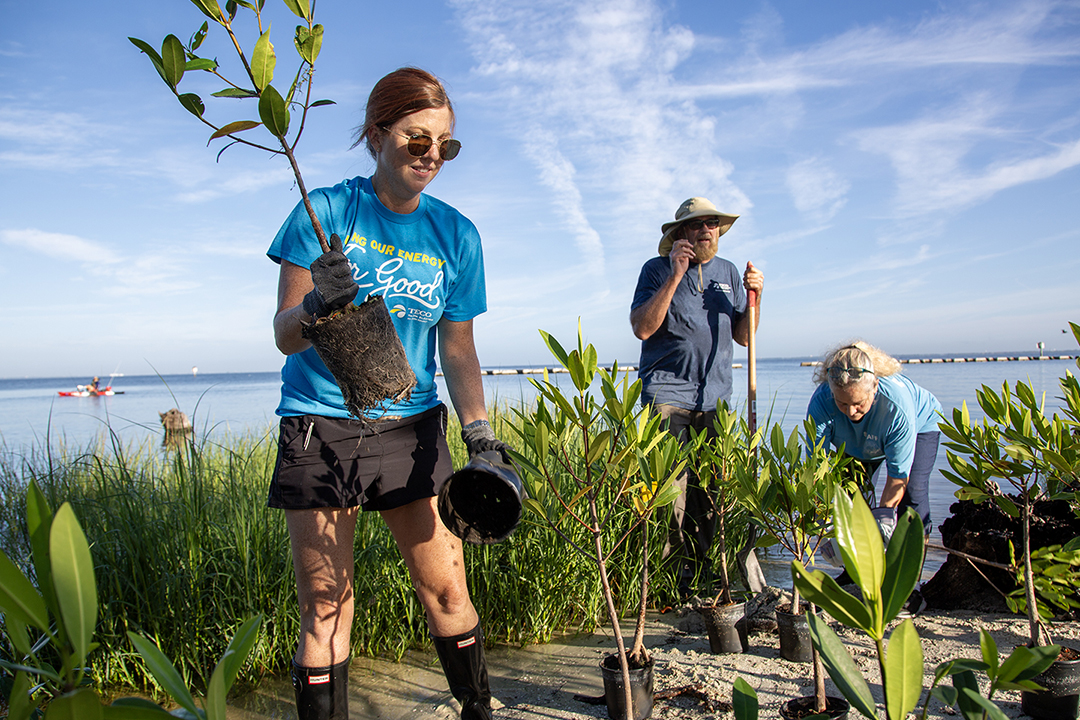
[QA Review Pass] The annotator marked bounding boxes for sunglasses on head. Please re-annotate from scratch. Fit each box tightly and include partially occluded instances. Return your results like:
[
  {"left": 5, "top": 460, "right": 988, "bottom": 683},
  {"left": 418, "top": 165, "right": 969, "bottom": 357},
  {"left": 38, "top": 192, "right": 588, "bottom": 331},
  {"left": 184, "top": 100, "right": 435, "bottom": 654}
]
[
  {"left": 827, "top": 366, "right": 873, "bottom": 382},
  {"left": 683, "top": 217, "right": 722, "bottom": 231},
  {"left": 384, "top": 129, "right": 461, "bottom": 161}
]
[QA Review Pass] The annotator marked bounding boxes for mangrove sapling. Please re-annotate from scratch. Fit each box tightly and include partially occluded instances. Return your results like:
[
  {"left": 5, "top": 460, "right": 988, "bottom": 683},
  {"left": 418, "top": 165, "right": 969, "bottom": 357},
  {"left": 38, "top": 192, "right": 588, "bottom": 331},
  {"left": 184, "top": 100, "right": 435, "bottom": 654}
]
[
  {"left": 938, "top": 323, "right": 1080, "bottom": 650},
  {"left": 509, "top": 324, "right": 683, "bottom": 720},
  {"left": 738, "top": 419, "right": 851, "bottom": 712},
  {"left": 683, "top": 403, "right": 748, "bottom": 607},
  {"left": 792, "top": 490, "right": 927, "bottom": 720},
  {"left": 129, "top": 0, "right": 415, "bottom": 418}
]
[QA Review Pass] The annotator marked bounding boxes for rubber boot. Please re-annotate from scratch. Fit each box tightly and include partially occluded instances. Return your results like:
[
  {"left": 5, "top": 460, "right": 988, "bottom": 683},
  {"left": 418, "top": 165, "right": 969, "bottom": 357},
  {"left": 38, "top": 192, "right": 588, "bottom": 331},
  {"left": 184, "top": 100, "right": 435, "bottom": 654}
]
[
  {"left": 432, "top": 623, "right": 493, "bottom": 720},
  {"left": 291, "top": 657, "right": 350, "bottom": 720}
]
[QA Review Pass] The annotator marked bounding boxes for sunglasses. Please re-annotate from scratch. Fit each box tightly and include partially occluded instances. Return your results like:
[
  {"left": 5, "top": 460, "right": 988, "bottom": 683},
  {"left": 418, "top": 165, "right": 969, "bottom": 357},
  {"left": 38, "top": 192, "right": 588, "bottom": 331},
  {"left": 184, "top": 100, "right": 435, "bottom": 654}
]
[
  {"left": 827, "top": 366, "right": 874, "bottom": 382},
  {"left": 384, "top": 129, "right": 461, "bottom": 161},
  {"left": 683, "top": 217, "right": 722, "bottom": 231}
]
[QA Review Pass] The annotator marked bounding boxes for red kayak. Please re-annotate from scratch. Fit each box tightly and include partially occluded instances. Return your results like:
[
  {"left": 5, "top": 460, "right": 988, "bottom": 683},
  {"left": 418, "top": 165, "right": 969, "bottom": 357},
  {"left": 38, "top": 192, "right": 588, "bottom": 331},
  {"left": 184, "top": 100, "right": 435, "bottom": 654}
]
[{"left": 58, "top": 385, "right": 123, "bottom": 397}]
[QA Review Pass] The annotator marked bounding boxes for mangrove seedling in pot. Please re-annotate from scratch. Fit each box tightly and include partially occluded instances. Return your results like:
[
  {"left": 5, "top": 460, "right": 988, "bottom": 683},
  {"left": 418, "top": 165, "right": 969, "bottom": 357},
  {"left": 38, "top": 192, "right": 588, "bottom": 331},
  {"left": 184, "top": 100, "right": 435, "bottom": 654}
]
[
  {"left": 508, "top": 324, "right": 683, "bottom": 720},
  {"left": 738, "top": 419, "right": 853, "bottom": 708},
  {"left": 130, "top": 0, "right": 415, "bottom": 418}
]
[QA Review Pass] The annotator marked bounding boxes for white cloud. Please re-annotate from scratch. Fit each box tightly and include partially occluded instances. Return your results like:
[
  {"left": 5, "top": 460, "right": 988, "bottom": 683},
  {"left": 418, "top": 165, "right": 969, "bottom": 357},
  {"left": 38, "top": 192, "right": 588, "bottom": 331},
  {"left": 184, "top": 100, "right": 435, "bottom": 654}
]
[
  {"left": 0, "top": 228, "right": 119, "bottom": 263},
  {"left": 786, "top": 158, "right": 849, "bottom": 220}
]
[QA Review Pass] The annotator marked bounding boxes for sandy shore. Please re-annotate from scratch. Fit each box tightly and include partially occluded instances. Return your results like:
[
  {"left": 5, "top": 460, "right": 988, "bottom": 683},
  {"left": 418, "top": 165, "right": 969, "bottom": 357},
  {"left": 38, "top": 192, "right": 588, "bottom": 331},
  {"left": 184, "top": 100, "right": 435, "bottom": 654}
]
[{"left": 226, "top": 593, "right": 1080, "bottom": 720}]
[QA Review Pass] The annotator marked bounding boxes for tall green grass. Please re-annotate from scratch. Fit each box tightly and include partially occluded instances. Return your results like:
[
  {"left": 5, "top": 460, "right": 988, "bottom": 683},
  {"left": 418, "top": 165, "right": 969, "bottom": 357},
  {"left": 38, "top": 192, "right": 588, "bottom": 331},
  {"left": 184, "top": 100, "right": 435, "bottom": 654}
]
[{"left": 0, "top": 403, "right": 748, "bottom": 695}]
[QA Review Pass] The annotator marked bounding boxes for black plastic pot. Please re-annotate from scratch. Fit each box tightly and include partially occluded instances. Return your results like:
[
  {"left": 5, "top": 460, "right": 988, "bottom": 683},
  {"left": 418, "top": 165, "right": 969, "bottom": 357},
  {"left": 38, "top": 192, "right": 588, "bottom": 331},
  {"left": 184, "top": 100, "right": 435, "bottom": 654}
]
[
  {"left": 438, "top": 450, "right": 525, "bottom": 545},
  {"left": 1021, "top": 650, "right": 1080, "bottom": 720},
  {"left": 600, "top": 653, "right": 654, "bottom": 720},
  {"left": 779, "top": 695, "right": 850, "bottom": 720},
  {"left": 776, "top": 607, "right": 813, "bottom": 664},
  {"left": 700, "top": 601, "right": 748, "bottom": 654}
]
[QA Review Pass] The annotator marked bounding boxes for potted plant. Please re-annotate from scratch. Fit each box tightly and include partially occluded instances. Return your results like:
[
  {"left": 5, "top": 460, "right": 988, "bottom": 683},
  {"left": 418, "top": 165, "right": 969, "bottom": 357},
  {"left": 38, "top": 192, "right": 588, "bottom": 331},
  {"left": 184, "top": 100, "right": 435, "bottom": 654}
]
[
  {"left": 792, "top": 488, "right": 1062, "bottom": 720},
  {"left": 0, "top": 479, "right": 262, "bottom": 719},
  {"left": 937, "top": 322, "right": 1080, "bottom": 720},
  {"left": 509, "top": 325, "right": 683, "bottom": 720},
  {"left": 129, "top": 0, "right": 414, "bottom": 417},
  {"left": 734, "top": 418, "right": 853, "bottom": 719},
  {"left": 682, "top": 404, "right": 754, "bottom": 653}
]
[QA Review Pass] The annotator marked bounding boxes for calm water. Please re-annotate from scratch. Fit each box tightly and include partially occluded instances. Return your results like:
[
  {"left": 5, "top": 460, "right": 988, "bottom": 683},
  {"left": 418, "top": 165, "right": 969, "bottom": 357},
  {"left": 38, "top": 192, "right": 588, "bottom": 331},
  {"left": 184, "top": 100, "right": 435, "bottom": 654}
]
[{"left": 2, "top": 355, "right": 1076, "bottom": 579}]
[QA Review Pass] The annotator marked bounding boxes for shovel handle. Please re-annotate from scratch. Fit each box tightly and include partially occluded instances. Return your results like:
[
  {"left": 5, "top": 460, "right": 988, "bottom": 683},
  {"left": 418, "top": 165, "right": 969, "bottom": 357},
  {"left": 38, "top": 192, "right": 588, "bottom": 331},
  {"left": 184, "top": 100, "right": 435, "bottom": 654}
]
[{"left": 747, "top": 288, "right": 757, "bottom": 436}]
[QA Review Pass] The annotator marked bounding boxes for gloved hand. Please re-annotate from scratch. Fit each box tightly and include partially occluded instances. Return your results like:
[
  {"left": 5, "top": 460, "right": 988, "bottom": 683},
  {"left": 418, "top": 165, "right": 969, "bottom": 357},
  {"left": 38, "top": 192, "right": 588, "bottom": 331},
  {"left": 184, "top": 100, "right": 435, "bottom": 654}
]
[
  {"left": 461, "top": 419, "right": 511, "bottom": 463},
  {"left": 819, "top": 537, "right": 842, "bottom": 567},
  {"left": 302, "top": 233, "right": 358, "bottom": 319},
  {"left": 872, "top": 506, "right": 897, "bottom": 545}
]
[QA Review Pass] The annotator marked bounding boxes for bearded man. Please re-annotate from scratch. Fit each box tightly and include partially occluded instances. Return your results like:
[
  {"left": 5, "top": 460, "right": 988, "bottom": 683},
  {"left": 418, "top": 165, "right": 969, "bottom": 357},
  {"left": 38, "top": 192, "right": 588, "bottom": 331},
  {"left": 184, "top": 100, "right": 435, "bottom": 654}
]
[{"left": 630, "top": 197, "right": 764, "bottom": 598}]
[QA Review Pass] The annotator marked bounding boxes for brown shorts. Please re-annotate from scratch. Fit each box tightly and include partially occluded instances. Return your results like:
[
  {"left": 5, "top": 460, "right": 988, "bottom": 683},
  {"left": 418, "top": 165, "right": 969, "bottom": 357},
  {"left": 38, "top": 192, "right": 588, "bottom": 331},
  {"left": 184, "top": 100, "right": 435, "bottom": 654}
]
[{"left": 267, "top": 404, "right": 453, "bottom": 511}]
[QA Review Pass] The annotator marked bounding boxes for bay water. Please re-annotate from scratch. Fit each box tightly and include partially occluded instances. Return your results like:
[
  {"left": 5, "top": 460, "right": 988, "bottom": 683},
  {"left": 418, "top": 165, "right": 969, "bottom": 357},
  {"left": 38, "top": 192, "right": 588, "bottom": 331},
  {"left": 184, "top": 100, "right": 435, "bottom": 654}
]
[{"left": 2, "top": 354, "right": 1076, "bottom": 581}]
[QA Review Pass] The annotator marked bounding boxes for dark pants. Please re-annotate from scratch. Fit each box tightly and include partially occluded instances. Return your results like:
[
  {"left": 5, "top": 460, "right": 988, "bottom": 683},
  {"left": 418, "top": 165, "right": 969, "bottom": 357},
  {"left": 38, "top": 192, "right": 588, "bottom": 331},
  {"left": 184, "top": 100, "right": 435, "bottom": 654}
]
[{"left": 656, "top": 405, "right": 718, "bottom": 586}]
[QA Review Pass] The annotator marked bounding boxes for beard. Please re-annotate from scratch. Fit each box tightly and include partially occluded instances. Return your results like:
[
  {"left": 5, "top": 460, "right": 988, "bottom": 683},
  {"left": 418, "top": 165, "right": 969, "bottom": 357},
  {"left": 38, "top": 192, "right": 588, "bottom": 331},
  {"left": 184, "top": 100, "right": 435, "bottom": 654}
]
[{"left": 692, "top": 238, "right": 718, "bottom": 264}]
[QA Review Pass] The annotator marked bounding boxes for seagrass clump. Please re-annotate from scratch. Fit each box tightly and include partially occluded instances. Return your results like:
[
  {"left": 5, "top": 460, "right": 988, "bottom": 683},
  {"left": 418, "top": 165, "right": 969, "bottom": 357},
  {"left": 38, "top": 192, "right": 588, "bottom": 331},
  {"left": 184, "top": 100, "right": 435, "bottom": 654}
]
[{"left": 302, "top": 295, "right": 416, "bottom": 419}]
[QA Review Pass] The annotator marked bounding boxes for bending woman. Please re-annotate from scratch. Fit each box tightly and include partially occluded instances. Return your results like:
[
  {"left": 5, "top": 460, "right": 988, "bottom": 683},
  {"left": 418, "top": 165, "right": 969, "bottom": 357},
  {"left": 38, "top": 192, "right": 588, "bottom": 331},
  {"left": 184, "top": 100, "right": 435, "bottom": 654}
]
[
  {"left": 268, "top": 67, "right": 505, "bottom": 720},
  {"left": 807, "top": 341, "right": 942, "bottom": 538}
]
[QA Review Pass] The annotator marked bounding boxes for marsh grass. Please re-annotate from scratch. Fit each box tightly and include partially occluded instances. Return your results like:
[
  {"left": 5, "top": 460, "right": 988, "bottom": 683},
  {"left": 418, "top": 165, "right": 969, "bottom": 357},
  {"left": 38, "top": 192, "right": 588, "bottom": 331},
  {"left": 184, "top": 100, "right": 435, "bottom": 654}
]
[{"left": 0, "top": 403, "right": 747, "bottom": 695}]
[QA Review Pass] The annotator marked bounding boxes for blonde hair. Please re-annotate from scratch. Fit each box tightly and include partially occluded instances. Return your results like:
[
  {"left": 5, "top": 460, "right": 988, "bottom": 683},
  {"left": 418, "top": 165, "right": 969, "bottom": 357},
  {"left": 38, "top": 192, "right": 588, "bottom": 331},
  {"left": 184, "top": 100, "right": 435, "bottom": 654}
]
[{"left": 813, "top": 340, "right": 901, "bottom": 389}]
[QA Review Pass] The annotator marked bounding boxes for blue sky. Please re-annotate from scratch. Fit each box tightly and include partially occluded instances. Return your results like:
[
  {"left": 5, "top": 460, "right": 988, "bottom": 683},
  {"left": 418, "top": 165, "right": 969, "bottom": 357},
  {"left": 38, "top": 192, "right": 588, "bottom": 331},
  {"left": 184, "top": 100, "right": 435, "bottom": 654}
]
[{"left": 2, "top": 0, "right": 1079, "bottom": 378}]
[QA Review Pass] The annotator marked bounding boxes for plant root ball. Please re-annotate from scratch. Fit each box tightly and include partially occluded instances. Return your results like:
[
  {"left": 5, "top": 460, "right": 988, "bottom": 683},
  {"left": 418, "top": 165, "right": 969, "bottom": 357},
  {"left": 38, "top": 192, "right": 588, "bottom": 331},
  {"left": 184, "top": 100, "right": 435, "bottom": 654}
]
[{"left": 301, "top": 295, "right": 416, "bottom": 420}]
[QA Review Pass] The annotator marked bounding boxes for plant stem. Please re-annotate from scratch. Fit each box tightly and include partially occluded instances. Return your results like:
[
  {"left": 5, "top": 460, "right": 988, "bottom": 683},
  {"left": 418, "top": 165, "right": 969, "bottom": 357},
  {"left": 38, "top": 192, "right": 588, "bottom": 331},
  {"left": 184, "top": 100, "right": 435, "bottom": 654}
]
[
  {"left": 593, "top": 504, "right": 633, "bottom": 720},
  {"left": 1023, "top": 490, "right": 1041, "bottom": 646},
  {"left": 629, "top": 519, "right": 649, "bottom": 664},
  {"left": 278, "top": 140, "right": 329, "bottom": 253}
]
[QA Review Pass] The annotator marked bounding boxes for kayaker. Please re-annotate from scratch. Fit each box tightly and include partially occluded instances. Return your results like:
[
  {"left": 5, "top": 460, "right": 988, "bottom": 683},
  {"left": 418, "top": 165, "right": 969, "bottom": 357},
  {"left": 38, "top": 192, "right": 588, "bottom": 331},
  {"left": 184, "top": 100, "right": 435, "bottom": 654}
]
[
  {"left": 268, "top": 67, "right": 507, "bottom": 720},
  {"left": 807, "top": 340, "right": 942, "bottom": 542}
]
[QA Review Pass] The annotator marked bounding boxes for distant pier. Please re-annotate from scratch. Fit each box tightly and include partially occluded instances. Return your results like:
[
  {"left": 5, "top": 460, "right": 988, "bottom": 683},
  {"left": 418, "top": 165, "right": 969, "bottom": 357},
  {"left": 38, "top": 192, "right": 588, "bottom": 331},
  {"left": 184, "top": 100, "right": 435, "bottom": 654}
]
[
  {"left": 437, "top": 363, "right": 743, "bottom": 377},
  {"left": 799, "top": 355, "right": 1075, "bottom": 367}
]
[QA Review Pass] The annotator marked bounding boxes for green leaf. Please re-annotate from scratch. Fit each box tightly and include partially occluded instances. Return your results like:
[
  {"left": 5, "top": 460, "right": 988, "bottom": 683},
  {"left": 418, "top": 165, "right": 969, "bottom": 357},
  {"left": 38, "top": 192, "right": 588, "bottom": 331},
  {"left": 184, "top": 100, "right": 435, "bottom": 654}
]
[
  {"left": 178, "top": 93, "right": 205, "bottom": 117},
  {"left": 216, "top": 615, "right": 262, "bottom": 690},
  {"left": 50, "top": 503, "right": 98, "bottom": 669},
  {"left": 294, "top": 24, "right": 323, "bottom": 64},
  {"left": 127, "top": 632, "right": 200, "bottom": 717},
  {"left": 251, "top": 27, "right": 276, "bottom": 91},
  {"left": 539, "top": 329, "right": 570, "bottom": 367},
  {"left": 881, "top": 509, "right": 925, "bottom": 623},
  {"left": 282, "top": 0, "right": 310, "bottom": 19},
  {"left": 791, "top": 562, "right": 873, "bottom": 633},
  {"left": 807, "top": 613, "right": 878, "bottom": 720},
  {"left": 26, "top": 480, "right": 56, "bottom": 619},
  {"left": 185, "top": 58, "right": 217, "bottom": 71},
  {"left": 958, "top": 687, "right": 1012, "bottom": 720},
  {"left": 128, "top": 37, "right": 169, "bottom": 86},
  {"left": 160, "top": 35, "right": 186, "bottom": 89},
  {"left": 6, "top": 615, "right": 32, "bottom": 657},
  {"left": 884, "top": 620, "right": 924, "bottom": 720},
  {"left": 189, "top": 21, "right": 208, "bottom": 51},
  {"left": 979, "top": 628, "right": 1000, "bottom": 677},
  {"left": 211, "top": 88, "right": 259, "bottom": 98},
  {"left": 258, "top": 84, "right": 289, "bottom": 137},
  {"left": 310, "top": 99, "right": 336, "bottom": 107},
  {"left": 835, "top": 490, "right": 885, "bottom": 611},
  {"left": 205, "top": 663, "right": 227, "bottom": 720},
  {"left": 45, "top": 687, "right": 103, "bottom": 720},
  {"left": 209, "top": 120, "right": 261, "bottom": 141},
  {"left": 952, "top": 670, "right": 983, "bottom": 720},
  {"left": 189, "top": 0, "right": 222, "bottom": 21},
  {"left": 732, "top": 677, "right": 758, "bottom": 720},
  {"left": 8, "top": 670, "right": 34, "bottom": 720}
]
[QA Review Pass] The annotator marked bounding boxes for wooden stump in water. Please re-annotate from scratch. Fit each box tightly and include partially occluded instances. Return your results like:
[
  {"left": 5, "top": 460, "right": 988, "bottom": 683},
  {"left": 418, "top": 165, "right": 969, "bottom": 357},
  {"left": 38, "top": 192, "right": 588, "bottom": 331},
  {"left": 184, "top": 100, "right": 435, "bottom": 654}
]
[{"left": 301, "top": 295, "right": 417, "bottom": 420}]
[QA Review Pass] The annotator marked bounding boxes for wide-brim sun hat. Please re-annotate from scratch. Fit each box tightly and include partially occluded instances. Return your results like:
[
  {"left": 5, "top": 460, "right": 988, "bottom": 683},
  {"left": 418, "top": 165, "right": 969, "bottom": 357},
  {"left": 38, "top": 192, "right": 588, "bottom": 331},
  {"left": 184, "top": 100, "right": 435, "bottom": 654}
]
[{"left": 658, "top": 197, "right": 740, "bottom": 257}]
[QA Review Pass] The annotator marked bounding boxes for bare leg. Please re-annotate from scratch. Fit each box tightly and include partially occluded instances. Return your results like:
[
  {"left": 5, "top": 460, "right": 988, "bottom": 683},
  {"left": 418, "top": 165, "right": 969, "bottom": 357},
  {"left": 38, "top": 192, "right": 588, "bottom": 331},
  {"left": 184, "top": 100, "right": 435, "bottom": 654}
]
[
  {"left": 380, "top": 496, "right": 478, "bottom": 636},
  {"left": 286, "top": 507, "right": 358, "bottom": 666}
]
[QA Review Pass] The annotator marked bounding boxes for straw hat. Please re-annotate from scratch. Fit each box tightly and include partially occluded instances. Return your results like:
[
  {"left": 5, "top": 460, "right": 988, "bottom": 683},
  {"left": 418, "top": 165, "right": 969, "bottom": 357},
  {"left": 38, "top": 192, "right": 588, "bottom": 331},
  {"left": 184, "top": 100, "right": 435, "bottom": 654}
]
[{"left": 658, "top": 197, "right": 739, "bottom": 257}]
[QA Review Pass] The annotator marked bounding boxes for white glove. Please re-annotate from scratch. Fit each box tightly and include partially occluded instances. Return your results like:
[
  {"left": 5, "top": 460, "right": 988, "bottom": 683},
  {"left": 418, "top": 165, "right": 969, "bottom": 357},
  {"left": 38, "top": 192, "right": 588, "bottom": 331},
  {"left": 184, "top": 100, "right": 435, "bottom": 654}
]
[
  {"left": 872, "top": 506, "right": 897, "bottom": 545},
  {"left": 819, "top": 537, "right": 842, "bottom": 567}
]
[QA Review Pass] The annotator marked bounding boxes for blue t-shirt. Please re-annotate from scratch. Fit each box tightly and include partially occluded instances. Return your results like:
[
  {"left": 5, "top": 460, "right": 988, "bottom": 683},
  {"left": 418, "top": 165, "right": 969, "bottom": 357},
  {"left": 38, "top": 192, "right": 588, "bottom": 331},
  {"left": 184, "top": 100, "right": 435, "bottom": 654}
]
[
  {"left": 631, "top": 256, "right": 746, "bottom": 411},
  {"left": 807, "top": 374, "right": 942, "bottom": 479},
  {"left": 267, "top": 176, "right": 487, "bottom": 419}
]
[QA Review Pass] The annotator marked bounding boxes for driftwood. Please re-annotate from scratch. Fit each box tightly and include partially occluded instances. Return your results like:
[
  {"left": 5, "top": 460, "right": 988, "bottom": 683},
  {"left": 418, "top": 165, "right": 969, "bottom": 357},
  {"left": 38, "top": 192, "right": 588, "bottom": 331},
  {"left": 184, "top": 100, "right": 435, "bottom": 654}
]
[{"left": 301, "top": 295, "right": 416, "bottom": 420}]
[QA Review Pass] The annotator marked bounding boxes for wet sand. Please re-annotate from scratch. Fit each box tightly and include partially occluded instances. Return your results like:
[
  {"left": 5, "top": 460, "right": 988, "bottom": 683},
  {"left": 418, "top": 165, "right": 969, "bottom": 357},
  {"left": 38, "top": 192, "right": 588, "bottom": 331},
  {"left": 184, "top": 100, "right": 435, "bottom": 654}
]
[{"left": 226, "top": 604, "right": 1080, "bottom": 719}]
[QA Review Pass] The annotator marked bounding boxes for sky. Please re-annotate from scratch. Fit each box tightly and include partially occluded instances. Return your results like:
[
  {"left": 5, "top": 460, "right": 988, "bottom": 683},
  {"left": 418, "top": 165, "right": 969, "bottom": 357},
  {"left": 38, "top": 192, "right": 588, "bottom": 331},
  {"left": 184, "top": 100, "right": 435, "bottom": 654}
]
[{"left": 2, "top": 0, "right": 1079, "bottom": 379}]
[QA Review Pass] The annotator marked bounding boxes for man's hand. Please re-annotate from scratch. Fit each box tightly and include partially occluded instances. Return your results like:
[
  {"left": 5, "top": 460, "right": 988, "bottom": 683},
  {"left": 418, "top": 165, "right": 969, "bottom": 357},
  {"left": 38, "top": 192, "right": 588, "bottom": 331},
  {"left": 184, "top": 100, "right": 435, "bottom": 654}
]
[
  {"left": 302, "top": 233, "right": 359, "bottom": 319},
  {"left": 743, "top": 261, "right": 764, "bottom": 297},
  {"left": 461, "top": 420, "right": 511, "bottom": 464},
  {"left": 668, "top": 238, "right": 695, "bottom": 280}
]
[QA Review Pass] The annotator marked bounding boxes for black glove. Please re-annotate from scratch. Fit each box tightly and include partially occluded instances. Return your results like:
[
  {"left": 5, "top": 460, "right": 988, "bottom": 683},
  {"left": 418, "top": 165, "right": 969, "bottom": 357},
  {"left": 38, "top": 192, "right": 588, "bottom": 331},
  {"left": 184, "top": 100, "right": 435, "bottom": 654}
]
[
  {"left": 302, "top": 233, "right": 358, "bottom": 319},
  {"left": 461, "top": 420, "right": 511, "bottom": 463}
]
